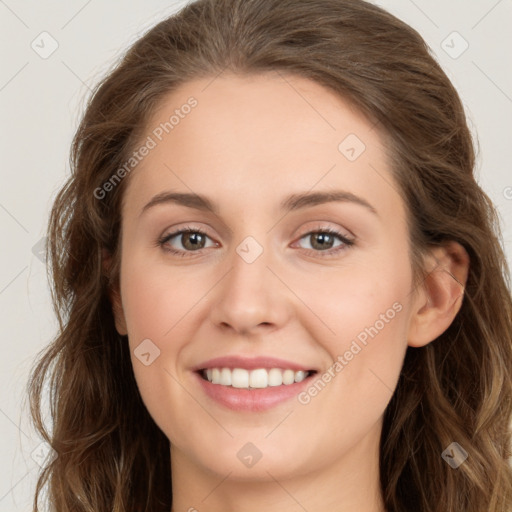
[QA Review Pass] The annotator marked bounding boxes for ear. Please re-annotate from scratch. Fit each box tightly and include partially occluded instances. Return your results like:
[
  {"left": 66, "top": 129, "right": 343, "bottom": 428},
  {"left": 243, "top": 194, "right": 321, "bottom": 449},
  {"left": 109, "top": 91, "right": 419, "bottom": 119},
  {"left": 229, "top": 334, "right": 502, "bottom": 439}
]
[
  {"left": 102, "top": 248, "right": 128, "bottom": 336},
  {"left": 407, "top": 241, "right": 469, "bottom": 348}
]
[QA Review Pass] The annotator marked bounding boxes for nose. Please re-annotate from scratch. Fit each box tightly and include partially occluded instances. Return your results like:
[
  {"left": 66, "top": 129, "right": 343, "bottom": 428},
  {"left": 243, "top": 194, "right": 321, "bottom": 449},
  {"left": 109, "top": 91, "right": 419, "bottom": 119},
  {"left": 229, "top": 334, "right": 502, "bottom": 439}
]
[{"left": 208, "top": 238, "right": 292, "bottom": 337}]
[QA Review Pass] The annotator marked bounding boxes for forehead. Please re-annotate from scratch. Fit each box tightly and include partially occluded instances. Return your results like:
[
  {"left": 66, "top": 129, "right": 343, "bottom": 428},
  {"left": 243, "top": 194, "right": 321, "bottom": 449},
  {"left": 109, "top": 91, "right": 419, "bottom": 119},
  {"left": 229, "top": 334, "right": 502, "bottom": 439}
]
[
  {"left": 141, "top": 71, "right": 377, "bottom": 159},
  {"left": 122, "top": 72, "right": 402, "bottom": 222}
]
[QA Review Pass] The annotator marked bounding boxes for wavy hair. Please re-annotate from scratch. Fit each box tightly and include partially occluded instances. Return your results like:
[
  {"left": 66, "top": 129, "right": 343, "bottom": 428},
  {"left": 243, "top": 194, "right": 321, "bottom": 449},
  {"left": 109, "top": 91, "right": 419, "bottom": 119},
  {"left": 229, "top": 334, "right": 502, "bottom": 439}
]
[{"left": 27, "top": 0, "right": 512, "bottom": 510}]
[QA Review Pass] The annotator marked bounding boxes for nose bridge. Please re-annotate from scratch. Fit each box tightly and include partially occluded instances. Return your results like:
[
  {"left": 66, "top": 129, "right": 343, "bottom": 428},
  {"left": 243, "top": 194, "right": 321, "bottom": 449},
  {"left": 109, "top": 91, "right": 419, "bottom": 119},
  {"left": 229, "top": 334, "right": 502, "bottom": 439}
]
[
  {"left": 228, "top": 233, "right": 272, "bottom": 303},
  {"left": 209, "top": 231, "right": 290, "bottom": 333}
]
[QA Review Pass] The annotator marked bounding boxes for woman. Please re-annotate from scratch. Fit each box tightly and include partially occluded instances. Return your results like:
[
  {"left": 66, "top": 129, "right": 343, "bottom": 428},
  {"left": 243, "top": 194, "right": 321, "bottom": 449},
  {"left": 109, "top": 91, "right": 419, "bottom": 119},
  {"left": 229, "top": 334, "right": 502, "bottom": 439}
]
[{"left": 27, "top": 0, "right": 512, "bottom": 510}]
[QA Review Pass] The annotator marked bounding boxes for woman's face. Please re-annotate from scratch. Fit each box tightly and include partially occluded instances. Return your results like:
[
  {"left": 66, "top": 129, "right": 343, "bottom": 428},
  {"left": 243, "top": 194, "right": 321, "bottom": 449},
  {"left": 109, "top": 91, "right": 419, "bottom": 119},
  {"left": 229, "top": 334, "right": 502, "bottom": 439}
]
[{"left": 114, "top": 72, "right": 424, "bottom": 483}]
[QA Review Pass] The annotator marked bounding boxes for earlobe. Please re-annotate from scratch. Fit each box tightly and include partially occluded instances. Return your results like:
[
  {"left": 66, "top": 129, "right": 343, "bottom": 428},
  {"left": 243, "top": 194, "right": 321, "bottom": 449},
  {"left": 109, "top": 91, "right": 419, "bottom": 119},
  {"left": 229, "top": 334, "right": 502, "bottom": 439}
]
[
  {"left": 407, "top": 241, "right": 469, "bottom": 348},
  {"left": 102, "top": 248, "right": 128, "bottom": 336}
]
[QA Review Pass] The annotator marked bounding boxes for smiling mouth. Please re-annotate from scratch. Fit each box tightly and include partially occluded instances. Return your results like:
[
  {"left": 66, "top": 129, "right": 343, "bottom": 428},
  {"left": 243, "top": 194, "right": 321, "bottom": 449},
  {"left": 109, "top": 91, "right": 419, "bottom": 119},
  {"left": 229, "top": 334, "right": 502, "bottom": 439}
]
[{"left": 198, "top": 367, "right": 317, "bottom": 389}]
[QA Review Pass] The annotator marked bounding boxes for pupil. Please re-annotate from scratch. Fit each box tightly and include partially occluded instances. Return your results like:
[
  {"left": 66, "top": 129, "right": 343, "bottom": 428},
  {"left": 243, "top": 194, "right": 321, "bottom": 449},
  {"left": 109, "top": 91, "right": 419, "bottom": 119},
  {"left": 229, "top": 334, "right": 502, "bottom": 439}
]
[
  {"left": 312, "top": 233, "right": 333, "bottom": 250},
  {"left": 184, "top": 232, "right": 204, "bottom": 250}
]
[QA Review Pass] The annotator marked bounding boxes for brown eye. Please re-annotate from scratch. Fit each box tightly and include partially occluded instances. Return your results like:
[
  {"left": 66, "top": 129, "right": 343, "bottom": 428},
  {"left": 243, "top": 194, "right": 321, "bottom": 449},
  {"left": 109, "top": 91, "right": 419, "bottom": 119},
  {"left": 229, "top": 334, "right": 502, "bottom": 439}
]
[
  {"left": 307, "top": 232, "right": 336, "bottom": 250},
  {"left": 295, "top": 228, "right": 354, "bottom": 256},
  {"left": 180, "top": 232, "right": 207, "bottom": 251},
  {"left": 158, "top": 227, "right": 216, "bottom": 256}
]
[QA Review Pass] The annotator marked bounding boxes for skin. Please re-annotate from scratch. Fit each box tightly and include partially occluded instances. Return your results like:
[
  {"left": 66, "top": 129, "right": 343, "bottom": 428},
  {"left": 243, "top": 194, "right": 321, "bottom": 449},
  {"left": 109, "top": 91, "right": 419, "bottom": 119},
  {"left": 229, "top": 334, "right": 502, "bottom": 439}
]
[{"left": 109, "top": 71, "right": 469, "bottom": 512}]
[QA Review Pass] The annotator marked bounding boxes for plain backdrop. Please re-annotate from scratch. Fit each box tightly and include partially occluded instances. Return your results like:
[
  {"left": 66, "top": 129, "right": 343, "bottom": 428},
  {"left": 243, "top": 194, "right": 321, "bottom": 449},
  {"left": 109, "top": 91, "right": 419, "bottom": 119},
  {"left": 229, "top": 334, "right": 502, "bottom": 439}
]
[{"left": 0, "top": 0, "right": 511, "bottom": 510}]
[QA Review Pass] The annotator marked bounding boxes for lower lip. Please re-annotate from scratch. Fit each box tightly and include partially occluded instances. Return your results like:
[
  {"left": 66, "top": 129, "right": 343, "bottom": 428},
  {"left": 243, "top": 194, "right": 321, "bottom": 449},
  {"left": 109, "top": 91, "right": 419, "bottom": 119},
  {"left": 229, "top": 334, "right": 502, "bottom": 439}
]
[{"left": 193, "top": 371, "right": 315, "bottom": 412}]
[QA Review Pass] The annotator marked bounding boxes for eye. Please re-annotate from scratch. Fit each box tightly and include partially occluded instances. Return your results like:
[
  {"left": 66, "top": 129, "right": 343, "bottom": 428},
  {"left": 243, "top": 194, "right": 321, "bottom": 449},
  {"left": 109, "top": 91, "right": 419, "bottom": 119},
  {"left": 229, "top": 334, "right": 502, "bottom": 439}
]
[
  {"left": 294, "top": 227, "right": 354, "bottom": 257},
  {"left": 156, "top": 225, "right": 355, "bottom": 258},
  {"left": 157, "top": 226, "right": 217, "bottom": 257}
]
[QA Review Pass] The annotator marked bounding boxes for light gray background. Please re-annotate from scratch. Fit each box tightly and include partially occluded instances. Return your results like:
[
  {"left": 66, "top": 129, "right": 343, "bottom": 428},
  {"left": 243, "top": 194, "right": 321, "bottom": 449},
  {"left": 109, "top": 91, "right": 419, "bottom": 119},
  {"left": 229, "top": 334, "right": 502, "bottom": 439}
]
[{"left": 0, "top": 0, "right": 511, "bottom": 509}]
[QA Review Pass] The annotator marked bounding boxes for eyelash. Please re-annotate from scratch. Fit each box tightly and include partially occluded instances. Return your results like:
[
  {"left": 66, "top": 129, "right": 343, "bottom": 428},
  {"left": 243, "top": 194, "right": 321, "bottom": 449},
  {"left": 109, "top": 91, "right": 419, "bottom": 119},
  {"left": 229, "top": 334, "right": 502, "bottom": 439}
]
[{"left": 156, "top": 225, "right": 355, "bottom": 258}]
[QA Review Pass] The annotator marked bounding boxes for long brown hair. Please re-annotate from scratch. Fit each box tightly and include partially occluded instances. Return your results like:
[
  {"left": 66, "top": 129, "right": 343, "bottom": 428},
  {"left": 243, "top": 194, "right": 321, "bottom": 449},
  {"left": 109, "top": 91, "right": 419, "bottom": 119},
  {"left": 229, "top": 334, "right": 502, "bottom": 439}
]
[{"left": 27, "top": 0, "right": 512, "bottom": 510}]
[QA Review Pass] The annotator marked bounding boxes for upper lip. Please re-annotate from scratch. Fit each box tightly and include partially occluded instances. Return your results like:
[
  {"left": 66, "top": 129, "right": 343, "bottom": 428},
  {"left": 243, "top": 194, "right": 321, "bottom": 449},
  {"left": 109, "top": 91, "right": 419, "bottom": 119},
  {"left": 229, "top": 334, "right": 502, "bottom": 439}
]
[{"left": 192, "top": 355, "right": 318, "bottom": 372}]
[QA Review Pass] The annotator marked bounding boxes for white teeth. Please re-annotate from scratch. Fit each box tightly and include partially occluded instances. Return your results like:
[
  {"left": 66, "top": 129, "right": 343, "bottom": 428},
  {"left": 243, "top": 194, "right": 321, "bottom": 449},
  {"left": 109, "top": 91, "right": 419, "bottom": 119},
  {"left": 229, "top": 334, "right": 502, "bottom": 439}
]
[
  {"left": 231, "top": 368, "right": 249, "bottom": 388},
  {"left": 268, "top": 368, "right": 283, "bottom": 386},
  {"left": 202, "top": 367, "right": 312, "bottom": 389},
  {"left": 249, "top": 368, "right": 268, "bottom": 388},
  {"left": 220, "top": 368, "right": 232, "bottom": 386},
  {"left": 282, "top": 369, "right": 295, "bottom": 385},
  {"left": 294, "top": 370, "right": 307, "bottom": 383}
]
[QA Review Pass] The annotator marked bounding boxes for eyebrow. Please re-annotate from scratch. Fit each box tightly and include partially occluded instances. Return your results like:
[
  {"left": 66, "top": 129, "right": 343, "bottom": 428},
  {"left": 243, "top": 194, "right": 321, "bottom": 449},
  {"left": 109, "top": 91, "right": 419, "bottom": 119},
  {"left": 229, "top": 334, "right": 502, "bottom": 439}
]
[{"left": 140, "top": 190, "right": 378, "bottom": 217}]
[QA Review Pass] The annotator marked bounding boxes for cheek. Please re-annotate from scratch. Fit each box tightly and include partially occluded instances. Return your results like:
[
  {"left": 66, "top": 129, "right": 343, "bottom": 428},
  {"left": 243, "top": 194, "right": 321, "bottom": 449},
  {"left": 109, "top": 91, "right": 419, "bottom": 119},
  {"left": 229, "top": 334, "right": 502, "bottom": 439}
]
[
  {"left": 297, "top": 249, "right": 412, "bottom": 420},
  {"left": 294, "top": 292, "right": 409, "bottom": 467},
  {"left": 298, "top": 247, "right": 412, "bottom": 351},
  {"left": 120, "top": 266, "right": 196, "bottom": 440},
  {"left": 120, "top": 255, "right": 201, "bottom": 342},
  {"left": 119, "top": 256, "right": 215, "bottom": 433}
]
